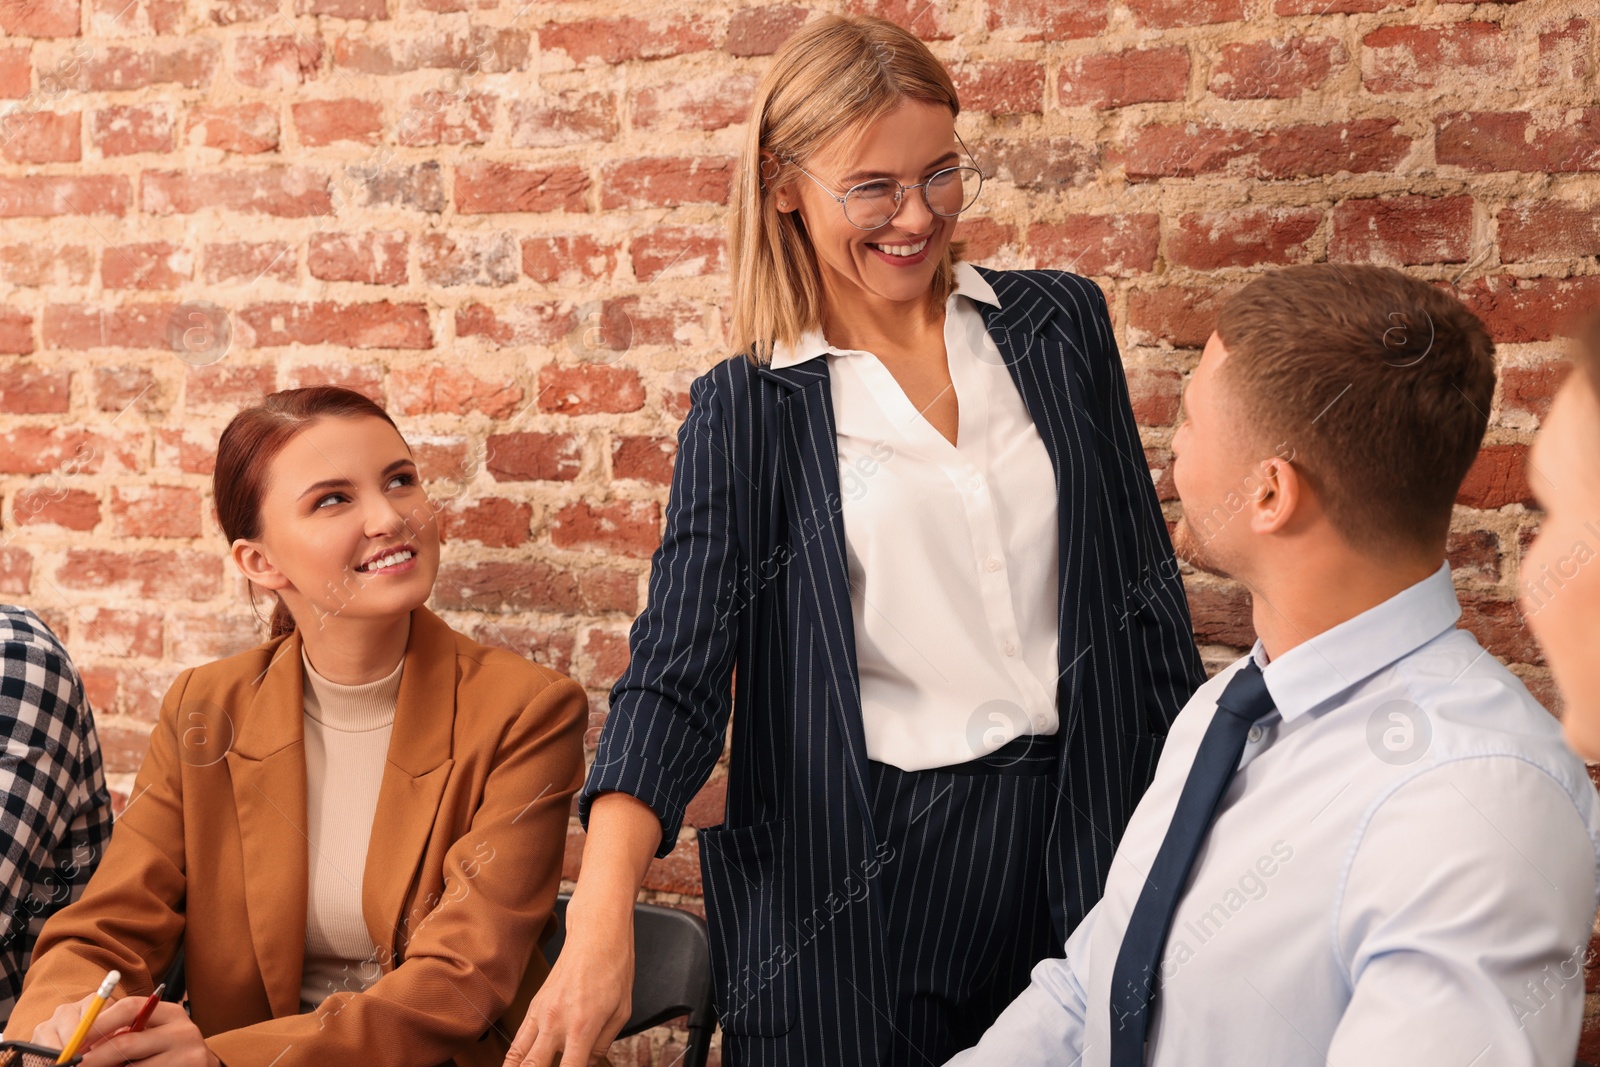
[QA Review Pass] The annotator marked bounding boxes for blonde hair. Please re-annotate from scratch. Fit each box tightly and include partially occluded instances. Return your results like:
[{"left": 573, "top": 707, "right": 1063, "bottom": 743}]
[{"left": 727, "top": 14, "right": 966, "bottom": 364}]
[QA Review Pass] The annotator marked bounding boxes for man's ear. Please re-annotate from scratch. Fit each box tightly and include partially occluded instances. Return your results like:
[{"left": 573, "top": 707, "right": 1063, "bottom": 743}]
[
  {"left": 1248, "top": 454, "right": 1302, "bottom": 536},
  {"left": 231, "top": 538, "right": 289, "bottom": 592}
]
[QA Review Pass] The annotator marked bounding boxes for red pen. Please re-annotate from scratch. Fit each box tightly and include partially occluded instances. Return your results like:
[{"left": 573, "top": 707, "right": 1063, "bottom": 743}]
[{"left": 84, "top": 983, "right": 165, "bottom": 1051}]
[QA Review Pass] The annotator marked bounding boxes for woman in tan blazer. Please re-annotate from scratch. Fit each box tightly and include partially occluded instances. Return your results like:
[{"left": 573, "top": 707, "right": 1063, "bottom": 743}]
[{"left": 8, "top": 386, "right": 586, "bottom": 1067}]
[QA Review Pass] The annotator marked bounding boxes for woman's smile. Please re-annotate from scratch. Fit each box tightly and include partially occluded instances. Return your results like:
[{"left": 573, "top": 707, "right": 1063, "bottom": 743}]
[
  {"left": 354, "top": 544, "right": 419, "bottom": 575},
  {"left": 866, "top": 234, "right": 934, "bottom": 265}
]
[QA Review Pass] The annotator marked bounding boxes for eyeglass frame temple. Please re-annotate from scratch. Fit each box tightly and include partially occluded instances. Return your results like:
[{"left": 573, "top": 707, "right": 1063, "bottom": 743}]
[{"left": 954, "top": 128, "right": 986, "bottom": 181}]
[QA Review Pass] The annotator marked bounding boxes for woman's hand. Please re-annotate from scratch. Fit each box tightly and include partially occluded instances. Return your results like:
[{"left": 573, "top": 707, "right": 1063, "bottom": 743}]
[
  {"left": 506, "top": 792, "right": 660, "bottom": 1067},
  {"left": 36, "top": 996, "right": 220, "bottom": 1067},
  {"left": 32, "top": 992, "right": 101, "bottom": 1050},
  {"left": 503, "top": 895, "right": 634, "bottom": 1067}
]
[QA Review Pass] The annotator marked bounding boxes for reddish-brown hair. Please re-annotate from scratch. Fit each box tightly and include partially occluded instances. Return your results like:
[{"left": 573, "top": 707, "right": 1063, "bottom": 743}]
[
  {"left": 214, "top": 386, "right": 402, "bottom": 638},
  {"left": 1214, "top": 264, "right": 1496, "bottom": 556}
]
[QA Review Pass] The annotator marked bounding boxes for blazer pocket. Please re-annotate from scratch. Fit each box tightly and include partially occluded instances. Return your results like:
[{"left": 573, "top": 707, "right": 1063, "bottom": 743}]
[{"left": 696, "top": 819, "right": 798, "bottom": 1037}]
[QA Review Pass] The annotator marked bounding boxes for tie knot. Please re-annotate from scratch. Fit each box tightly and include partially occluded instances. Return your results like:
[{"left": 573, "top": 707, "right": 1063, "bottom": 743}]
[{"left": 1216, "top": 659, "right": 1276, "bottom": 724}]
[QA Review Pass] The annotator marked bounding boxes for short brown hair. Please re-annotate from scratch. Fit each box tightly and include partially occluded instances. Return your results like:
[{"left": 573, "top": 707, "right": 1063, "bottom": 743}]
[{"left": 1215, "top": 264, "right": 1495, "bottom": 555}]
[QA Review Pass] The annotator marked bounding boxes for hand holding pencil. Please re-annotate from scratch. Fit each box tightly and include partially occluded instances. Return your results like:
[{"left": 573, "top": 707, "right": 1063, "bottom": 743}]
[
  {"left": 50, "top": 970, "right": 117, "bottom": 1064},
  {"left": 83, "top": 983, "right": 164, "bottom": 1054},
  {"left": 31, "top": 976, "right": 220, "bottom": 1067}
]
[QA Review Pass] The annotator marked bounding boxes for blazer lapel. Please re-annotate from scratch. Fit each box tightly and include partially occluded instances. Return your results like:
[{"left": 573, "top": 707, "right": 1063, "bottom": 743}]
[
  {"left": 227, "top": 634, "right": 310, "bottom": 1018},
  {"left": 361, "top": 606, "right": 456, "bottom": 966},
  {"left": 756, "top": 359, "right": 875, "bottom": 828},
  {"left": 977, "top": 267, "right": 1102, "bottom": 746}
]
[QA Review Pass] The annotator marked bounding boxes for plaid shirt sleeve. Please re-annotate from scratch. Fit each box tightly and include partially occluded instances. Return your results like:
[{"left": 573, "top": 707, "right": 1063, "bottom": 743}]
[{"left": 0, "top": 606, "right": 115, "bottom": 1024}]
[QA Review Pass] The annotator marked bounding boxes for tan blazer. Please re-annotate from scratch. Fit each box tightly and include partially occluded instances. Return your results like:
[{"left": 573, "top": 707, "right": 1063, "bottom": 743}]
[{"left": 8, "top": 606, "right": 586, "bottom": 1067}]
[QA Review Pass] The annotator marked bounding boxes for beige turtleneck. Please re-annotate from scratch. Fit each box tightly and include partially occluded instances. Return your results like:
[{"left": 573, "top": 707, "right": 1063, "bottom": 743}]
[{"left": 297, "top": 645, "right": 400, "bottom": 1012}]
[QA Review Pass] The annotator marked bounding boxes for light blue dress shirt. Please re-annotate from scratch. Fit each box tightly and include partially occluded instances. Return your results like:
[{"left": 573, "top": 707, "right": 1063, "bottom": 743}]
[{"left": 948, "top": 563, "right": 1600, "bottom": 1067}]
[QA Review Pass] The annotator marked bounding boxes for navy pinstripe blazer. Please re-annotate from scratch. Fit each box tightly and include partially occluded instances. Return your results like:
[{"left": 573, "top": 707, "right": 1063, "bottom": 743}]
[{"left": 579, "top": 267, "right": 1206, "bottom": 1063}]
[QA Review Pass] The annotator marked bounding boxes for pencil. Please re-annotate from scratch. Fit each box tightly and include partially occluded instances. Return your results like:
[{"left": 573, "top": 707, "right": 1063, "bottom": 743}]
[{"left": 56, "top": 970, "right": 120, "bottom": 1064}]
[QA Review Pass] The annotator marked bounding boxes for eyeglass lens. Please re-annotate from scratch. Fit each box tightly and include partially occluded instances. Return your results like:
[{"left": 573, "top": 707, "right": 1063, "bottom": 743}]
[{"left": 842, "top": 167, "right": 983, "bottom": 229}]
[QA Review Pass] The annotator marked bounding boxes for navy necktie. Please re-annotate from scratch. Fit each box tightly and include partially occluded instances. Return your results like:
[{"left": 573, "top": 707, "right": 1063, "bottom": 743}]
[{"left": 1108, "top": 659, "right": 1277, "bottom": 1066}]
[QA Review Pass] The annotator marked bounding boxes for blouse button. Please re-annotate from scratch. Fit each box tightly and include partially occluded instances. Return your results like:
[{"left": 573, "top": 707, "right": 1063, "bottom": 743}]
[
  {"left": 1003, "top": 641, "right": 1017, "bottom": 656},
  {"left": 986, "top": 557, "right": 1001, "bottom": 572},
  {"left": 968, "top": 476, "right": 981, "bottom": 490}
]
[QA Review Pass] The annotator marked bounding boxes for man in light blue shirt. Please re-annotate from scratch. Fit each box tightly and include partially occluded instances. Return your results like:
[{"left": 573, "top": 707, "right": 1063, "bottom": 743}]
[{"left": 949, "top": 264, "right": 1600, "bottom": 1067}]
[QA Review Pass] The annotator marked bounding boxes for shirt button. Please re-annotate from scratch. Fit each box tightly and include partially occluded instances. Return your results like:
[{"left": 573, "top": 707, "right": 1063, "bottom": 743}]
[
  {"left": 968, "top": 476, "right": 981, "bottom": 490},
  {"left": 985, "top": 557, "right": 1001, "bottom": 572},
  {"left": 1033, "top": 715, "right": 1048, "bottom": 729},
  {"left": 1003, "top": 642, "right": 1017, "bottom": 656},
  {"left": 1247, "top": 725, "right": 1264, "bottom": 743}
]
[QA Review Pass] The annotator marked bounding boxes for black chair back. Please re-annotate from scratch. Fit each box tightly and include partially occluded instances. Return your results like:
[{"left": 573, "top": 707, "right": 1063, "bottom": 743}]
[
  {"left": 160, "top": 945, "right": 185, "bottom": 1003},
  {"left": 542, "top": 894, "right": 715, "bottom": 1067}
]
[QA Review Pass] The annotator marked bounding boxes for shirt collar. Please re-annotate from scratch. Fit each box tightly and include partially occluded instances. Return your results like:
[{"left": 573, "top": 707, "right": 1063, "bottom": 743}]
[
  {"left": 1252, "top": 561, "right": 1462, "bottom": 724},
  {"left": 767, "top": 260, "right": 1000, "bottom": 369}
]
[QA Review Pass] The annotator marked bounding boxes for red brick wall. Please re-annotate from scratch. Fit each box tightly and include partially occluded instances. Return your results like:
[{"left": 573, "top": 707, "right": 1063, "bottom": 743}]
[{"left": 0, "top": 0, "right": 1595, "bottom": 1060}]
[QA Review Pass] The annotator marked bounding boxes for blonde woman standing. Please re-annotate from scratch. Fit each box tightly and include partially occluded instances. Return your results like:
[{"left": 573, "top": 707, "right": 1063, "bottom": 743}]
[{"left": 507, "top": 15, "right": 1204, "bottom": 1067}]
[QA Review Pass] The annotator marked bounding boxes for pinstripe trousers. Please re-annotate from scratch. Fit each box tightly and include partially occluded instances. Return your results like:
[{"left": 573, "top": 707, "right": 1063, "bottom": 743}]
[{"left": 866, "top": 733, "right": 1062, "bottom": 1066}]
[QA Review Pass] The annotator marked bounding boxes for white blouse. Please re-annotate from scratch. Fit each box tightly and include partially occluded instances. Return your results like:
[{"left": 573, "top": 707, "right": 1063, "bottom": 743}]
[{"left": 769, "top": 261, "right": 1061, "bottom": 771}]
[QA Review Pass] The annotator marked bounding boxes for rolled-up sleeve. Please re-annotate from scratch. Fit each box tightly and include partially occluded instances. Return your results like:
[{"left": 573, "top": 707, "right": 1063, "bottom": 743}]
[{"left": 579, "top": 370, "right": 744, "bottom": 856}]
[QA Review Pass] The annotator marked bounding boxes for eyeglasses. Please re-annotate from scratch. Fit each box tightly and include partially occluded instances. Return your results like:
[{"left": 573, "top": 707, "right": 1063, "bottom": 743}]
[{"left": 782, "top": 134, "right": 986, "bottom": 230}]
